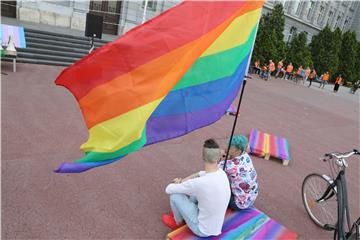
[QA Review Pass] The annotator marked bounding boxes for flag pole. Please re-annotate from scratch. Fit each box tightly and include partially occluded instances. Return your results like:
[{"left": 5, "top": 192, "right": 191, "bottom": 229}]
[
  {"left": 223, "top": 19, "right": 260, "bottom": 170},
  {"left": 142, "top": 0, "right": 149, "bottom": 24}
]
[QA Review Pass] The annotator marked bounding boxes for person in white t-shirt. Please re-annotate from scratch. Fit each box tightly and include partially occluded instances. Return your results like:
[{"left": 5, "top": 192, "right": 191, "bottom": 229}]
[{"left": 162, "top": 139, "right": 231, "bottom": 237}]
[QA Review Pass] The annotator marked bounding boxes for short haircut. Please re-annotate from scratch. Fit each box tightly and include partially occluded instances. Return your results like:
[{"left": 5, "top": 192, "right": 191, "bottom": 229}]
[
  {"left": 203, "top": 139, "right": 219, "bottom": 149},
  {"left": 203, "top": 139, "right": 220, "bottom": 163}
]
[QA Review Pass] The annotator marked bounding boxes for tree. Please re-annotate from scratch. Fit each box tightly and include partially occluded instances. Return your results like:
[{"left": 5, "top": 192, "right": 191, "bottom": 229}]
[
  {"left": 338, "top": 31, "right": 357, "bottom": 85},
  {"left": 355, "top": 42, "right": 360, "bottom": 82},
  {"left": 252, "top": 4, "right": 286, "bottom": 65},
  {"left": 286, "top": 32, "right": 312, "bottom": 69},
  {"left": 310, "top": 26, "right": 342, "bottom": 79}
]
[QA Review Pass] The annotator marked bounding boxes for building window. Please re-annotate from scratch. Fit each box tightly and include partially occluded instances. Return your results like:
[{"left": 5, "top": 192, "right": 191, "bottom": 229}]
[
  {"left": 343, "top": 18, "right": 349, "bottom": 31},
  {"left": 142, "top": 1, "right": 157, "bottom": 11},
  {"left": 307, "top": 1, "right": 315, "bottom": 20},
  {"left": 326, "top": 10, "right": 334, "bottom": 26},
  {"left": 288, "top": 26, "right": 297, "bottom": 42},
  {"left": 343, "top": 16, "right": 352, "bottom": 31},
  {"left": 284, "top": 1, "right": 290, "bottom": 11},
  {"left": 295, "top": 1, "right": 303, "bottom": 16},
  {"left": 335, "top": 15, "right": 342, "bottom": 28},
  {"left": 350, "top": 1, "right": 357, "bottom": 10},
  {"left": 317, "top": 5, "right": 325, "bottom": 24}
]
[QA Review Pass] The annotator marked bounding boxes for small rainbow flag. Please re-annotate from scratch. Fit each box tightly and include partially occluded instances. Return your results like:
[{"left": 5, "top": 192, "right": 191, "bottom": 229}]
[
  {"left": 55, "top": 1, "right": 264, "bottom": 173},
  {"left": 0, "top": 24, "right": 26, "bottom": 48}
]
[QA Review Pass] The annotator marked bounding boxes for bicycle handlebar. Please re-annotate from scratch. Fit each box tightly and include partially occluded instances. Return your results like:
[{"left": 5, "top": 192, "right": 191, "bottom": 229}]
[{"left": 324, "top": 149, "right": 359, "bottom": 160}]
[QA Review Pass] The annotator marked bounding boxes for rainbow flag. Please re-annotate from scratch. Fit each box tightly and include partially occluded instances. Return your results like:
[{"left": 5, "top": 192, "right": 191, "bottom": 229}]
[
  {"left": 55, "top": 1, "right": 264, "bottom": 173},
  {"left": 167, "top": 208, "right": 297, "bottom": 239}
]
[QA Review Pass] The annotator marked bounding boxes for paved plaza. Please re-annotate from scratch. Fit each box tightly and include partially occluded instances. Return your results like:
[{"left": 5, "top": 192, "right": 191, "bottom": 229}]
[{"left": 2, "top": 62, "right": 359, "bottom": 239}]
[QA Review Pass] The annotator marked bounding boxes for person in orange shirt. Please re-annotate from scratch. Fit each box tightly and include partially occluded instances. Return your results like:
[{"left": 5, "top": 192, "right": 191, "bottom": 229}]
[
  {"left": 333, "top": 74, "right": 342, "bottom": 92},
  {"left": 275, "top": 59, "right": 284, "bottom": 78},
  {"left": 295, "top": 66, "right": 304, "bottom": 84},
  {"left": 268, "top": 60, "right": 275, "bottom": 80},
  {"left": 304, "top": 67, "right": 311, "bottom": 84},
  {"left": 284, "top": 63, "right": 293, "bottom": 80},
  {"left": 260, "top": 65, "right": 268, "bottom": 79},
  {"left": 307, "top": 69, "right": 317, "bottom": 87},
  {"left": 320, "top": 71, "right": 330, "bottom": 88},
  {"left": 254, "top": 60, "right": 261, "bottom": 74}
]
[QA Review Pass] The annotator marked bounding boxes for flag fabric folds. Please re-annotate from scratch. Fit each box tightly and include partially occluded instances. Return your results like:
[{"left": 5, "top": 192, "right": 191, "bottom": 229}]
[{"left": 55, "top": 1, "right": 264, "bottom": 173}]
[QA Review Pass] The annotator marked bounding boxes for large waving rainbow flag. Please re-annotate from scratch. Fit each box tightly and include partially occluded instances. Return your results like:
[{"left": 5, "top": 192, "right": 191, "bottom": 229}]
[{"left": 55, "top": 1, "right": 264, "bottom": 173}]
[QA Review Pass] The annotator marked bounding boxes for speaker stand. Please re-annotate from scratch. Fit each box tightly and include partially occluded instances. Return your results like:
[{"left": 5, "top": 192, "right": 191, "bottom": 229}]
[{"left": 89, "top": 34, "right": 95, "bottom": 53}]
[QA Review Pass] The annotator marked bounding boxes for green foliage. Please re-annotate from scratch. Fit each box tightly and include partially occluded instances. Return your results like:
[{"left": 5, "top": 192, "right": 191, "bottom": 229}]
[
  {"left": 252, "top": 4, "right": 286, "bottom": 65},
  {"left": 286, "top": 32, "right": 312, "bottom": 69},
  {"left": 353, "top": 42, "right": 360, "bottom": 82},
  {"left": 251, "top": 7, "right": 360, "bottom": 81},
  {"left": 338, "top": 31, "right": 358, "bottom": 84},
  {"left": 310, "top": 26, "right": 342, "bottom": 79}
]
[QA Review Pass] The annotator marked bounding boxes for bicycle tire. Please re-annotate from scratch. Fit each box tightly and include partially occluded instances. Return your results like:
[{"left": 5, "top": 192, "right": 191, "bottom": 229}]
[{"left": 302, "top": 173, "right": 338, "bottom": 230}]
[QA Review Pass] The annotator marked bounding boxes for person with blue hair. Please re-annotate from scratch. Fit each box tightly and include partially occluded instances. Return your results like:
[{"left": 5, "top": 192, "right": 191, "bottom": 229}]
[{"left": 219, "top": 135, "right": 259, "bottom": 210}]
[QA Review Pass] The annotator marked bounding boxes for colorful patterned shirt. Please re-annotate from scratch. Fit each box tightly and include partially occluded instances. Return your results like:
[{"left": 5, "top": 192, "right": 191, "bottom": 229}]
[{"left": 219, "top": 152, "right": 259, "bottom": 209}]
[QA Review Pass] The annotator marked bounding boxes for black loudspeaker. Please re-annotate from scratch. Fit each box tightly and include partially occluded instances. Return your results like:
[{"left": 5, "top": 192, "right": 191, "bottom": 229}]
[{"left": 85, "top": 13, "right": 103, "bottom": 39}]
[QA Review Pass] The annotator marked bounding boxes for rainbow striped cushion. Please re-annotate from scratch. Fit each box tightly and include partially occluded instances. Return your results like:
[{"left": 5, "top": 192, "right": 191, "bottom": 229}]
[
  {"left": 268, "top": 134, "right": 291, "bottom": 161},
  {"left": 248, "top": 129, "right": 290, "bottom": 160},
  {"left": 248, "top": 129, "right": 269, "bottom": 157},
  {"left": 167, "top": 208, "right": 297, "bottom": 239}
]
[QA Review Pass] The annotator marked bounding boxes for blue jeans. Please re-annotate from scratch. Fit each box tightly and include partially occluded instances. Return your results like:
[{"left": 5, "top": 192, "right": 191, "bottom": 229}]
[{"left": 169, "top": 194, "right": 207, "bottom": 237}]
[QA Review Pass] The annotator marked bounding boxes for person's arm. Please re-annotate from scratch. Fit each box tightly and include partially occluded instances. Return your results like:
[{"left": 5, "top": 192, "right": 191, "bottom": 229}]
[
  {"left": 171, "top": 170, "right": 205, "bottom": 184},
  {"left": 165, "top": 178, "right": 196, "bottom": 195},
  {"left": 181, "top": 172, "right": 201, "bottom": 183}
]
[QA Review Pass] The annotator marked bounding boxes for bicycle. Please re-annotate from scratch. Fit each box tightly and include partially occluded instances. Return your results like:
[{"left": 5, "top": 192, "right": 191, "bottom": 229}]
[{"left": 302, "top": 149, "right": 360, "bottom": 239}]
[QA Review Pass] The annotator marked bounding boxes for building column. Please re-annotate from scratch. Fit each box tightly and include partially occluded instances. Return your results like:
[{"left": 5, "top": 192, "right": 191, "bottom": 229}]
[{"left": 71, "top": 0, "right": 90, "bottom": 31}]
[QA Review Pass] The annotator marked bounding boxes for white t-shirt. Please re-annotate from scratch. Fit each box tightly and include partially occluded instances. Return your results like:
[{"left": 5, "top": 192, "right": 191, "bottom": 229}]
[{"left": 165, "top": 169, "right": 231, "bottom": 236}]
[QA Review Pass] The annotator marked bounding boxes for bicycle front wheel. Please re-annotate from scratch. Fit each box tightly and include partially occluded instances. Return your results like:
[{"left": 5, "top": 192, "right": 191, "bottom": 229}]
[{"left": 302, "top": 173, "right": 338, "bottom": 230}]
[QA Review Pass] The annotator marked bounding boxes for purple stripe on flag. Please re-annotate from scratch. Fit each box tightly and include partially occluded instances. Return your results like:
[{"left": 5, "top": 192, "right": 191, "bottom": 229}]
[
  {"left": 2, "top": 25, "right": 10, "bottom": 46},
  {"left": 12, "top": 26, "right": 20, "bottom": 47},
  {"left": 146, "top": 80, "right": 242, "bottom": 145}
]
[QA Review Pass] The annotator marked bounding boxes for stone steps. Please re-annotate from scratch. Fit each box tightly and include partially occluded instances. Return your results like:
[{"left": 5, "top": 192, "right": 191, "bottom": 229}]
[{"left": 14, "top": 28, "right": 111, "bottom": 66}]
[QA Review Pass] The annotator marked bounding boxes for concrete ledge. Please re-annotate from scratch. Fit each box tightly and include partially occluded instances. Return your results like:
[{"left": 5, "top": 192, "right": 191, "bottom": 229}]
[
  {"left": 19, "top": 7, "right": 40, "bottom": 24},
  {"left": 40, "top": 10, "right": 56, "bottom": 26},
  {"left": 55, "top": 14, "right": 70, "bottom": 28},
  {"left": 70, "top": 17, "right": 85, "bottom": 31}
]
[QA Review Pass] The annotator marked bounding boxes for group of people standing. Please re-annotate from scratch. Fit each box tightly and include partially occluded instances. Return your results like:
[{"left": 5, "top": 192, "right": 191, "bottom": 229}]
[
  {"left": 253, "top": 59, "right": 347, "bottom": 93},
  {"left": 162, "top": 136, "right": 258, "bottom": 237}
]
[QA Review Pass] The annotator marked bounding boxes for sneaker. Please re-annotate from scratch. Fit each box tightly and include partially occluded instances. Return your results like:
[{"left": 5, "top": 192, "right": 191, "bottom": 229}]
[{"left": 162, "top": 214, "right": 183, "bottom": 230}]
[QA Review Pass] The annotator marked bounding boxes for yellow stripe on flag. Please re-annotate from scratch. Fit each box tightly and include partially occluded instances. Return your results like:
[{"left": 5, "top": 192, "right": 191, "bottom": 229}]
[
  {"left": 202, "top": 8, "right": 261, "bottom": 57},
  {"left": 80, "top": 98, "right": 163, "bottom": 153}
]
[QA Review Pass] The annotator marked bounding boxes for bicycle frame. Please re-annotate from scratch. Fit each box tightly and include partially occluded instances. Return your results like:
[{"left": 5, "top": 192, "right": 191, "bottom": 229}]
[{"left": 316, "top": 170, "right": 351, "bottom": 239}]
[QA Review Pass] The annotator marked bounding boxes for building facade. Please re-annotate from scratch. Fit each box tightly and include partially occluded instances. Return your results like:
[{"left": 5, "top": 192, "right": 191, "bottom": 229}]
[
  {"left": 1, "top": 0, "right": 359, "bottom": 41},
  {"left": 263, "top": 0, "right": 360, "bottom": 42}
]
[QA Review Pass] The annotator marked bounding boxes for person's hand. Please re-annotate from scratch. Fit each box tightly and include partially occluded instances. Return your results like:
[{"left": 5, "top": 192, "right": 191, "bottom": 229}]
[{"left": 172, "top": 178, "right": 182, "bottom": 184}]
